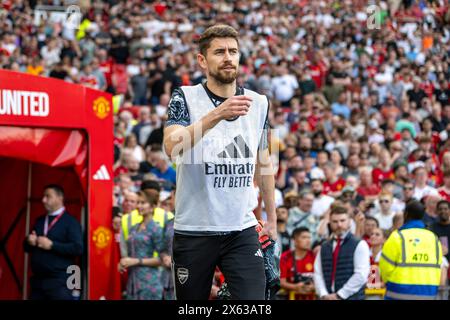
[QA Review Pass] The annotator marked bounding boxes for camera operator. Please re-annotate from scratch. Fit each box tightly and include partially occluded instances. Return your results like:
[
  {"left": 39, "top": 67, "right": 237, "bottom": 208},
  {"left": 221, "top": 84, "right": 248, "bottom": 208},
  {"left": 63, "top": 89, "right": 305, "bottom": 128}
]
[{"left": 280, "top": 227, "right": 316, "bottom": 300}]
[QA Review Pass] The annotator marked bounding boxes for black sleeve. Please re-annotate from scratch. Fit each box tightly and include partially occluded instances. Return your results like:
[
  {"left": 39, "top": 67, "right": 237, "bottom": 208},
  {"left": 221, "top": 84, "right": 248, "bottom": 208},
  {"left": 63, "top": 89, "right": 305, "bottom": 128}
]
[
  {"left": 23, "top": 238, "right": 34, "bottom": 253},
  {"left": 165, "top": 87, "right": 190, "bottom": 127}
]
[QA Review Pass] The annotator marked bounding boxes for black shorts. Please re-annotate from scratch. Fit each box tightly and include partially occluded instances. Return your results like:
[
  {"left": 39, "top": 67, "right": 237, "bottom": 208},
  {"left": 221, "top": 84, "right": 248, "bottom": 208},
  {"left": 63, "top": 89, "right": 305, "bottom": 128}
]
[{"left": 172, "top": 226, "right": 266, "bottom": 300}]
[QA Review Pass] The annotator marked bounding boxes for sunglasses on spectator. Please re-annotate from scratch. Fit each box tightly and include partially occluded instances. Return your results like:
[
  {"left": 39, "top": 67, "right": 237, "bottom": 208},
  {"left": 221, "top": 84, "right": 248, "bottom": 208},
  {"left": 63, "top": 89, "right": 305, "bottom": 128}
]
[
  {"left": 404, "top": 186, "right": 414, "bottom": 190},
  {"left": 380, "top": 199, "right": 390, "bottom": 203}
]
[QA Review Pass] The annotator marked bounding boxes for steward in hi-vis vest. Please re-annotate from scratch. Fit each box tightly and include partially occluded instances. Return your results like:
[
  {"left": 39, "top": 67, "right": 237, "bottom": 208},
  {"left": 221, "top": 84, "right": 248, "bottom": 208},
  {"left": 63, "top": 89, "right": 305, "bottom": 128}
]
[{"left": 380, "top": 200, "right": 443, "bottom": 300}]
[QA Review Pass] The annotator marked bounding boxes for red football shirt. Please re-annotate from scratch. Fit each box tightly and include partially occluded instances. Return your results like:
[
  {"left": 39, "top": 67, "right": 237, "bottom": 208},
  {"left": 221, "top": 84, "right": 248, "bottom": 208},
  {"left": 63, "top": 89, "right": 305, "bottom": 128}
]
[
  {"left": 357, "top": 185, "right": 381, "bottom": 197},
  {"left": 372, "top": 168, "right": 395, "bottom": 186},
  {"left": 438, "top": 188, "right": 450, "bottom": 202},
  {"left": 280, "top": 250, "right": 316, "bottom": 300},
  {"left": 323, "top": 178, "right": 346, "bottom": 194}
]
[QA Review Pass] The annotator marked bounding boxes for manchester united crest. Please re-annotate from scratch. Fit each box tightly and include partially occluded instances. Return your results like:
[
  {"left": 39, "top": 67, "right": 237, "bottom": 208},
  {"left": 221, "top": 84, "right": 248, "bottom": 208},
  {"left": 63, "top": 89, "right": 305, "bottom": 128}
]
[
  {"left": 92, "top": 226, "right": 112, "bottom": 249},
  {"left": 92, "top": 97, "right": 111, "bottom": 119}
]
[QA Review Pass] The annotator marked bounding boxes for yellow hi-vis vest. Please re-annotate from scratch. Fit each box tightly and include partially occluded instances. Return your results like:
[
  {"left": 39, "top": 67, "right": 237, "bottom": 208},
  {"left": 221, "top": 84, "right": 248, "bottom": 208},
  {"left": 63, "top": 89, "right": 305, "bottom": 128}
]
[
  {"left": 379, "top": 227, "right": 442, "bottom": 300},
  {"left": 121, "top": 208, "right": 174, "bottom": 240}
]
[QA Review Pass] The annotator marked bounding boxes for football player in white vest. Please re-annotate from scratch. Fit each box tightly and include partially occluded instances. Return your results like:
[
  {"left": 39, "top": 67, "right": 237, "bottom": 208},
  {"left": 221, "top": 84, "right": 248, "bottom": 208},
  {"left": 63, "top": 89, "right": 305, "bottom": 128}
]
[{"left": 163, "top": 25, "right": 277, "bottom": 300}]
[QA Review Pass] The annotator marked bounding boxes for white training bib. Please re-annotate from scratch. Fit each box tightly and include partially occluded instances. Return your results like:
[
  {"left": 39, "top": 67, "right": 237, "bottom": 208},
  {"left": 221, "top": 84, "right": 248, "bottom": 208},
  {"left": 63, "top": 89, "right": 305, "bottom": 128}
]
[{"left": 174, "top": 84, "right": 269, "bottom": 232}]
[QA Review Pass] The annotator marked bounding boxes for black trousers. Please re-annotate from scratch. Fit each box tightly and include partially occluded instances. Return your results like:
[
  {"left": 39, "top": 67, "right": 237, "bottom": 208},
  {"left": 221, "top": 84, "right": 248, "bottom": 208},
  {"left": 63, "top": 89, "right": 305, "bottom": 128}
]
[
  {"left": 30, "top": 285, "right": 73, "bottom": 300},
  {"left": 172, "top": 226, "right": 266, "bottom": 300}
]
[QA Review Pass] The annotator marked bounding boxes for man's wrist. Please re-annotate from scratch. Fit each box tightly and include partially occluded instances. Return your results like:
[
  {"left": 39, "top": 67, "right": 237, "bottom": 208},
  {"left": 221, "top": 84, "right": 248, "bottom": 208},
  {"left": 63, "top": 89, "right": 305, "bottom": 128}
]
[
  {"left": 266, "top": 211, "right": 277, "bottom": 223},
  {"left": 207, "top": 108, "right": 222, "bottom": 125}
]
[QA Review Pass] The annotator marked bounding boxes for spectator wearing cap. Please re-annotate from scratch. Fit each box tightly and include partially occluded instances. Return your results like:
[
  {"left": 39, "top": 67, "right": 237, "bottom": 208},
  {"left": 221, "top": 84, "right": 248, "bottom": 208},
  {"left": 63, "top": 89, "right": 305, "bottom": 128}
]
[
  {"left": 311, "top": 179, "right": 335, "bottom": 219},
  {"left": 287, "top": 191, "right": 319, "bottom": 243},
  {"left": 340, "top": 184, "right": 363, "bottom": 208},
  {"left": 412, "top": 166, "right": 438, "bottom": 201}
]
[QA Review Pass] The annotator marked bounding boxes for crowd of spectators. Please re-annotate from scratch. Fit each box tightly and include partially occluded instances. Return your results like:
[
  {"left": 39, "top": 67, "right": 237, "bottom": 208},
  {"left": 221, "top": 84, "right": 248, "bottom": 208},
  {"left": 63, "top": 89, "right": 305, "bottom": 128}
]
[{"left": 1, "top": 0, "right": 449, "bottom": 300}]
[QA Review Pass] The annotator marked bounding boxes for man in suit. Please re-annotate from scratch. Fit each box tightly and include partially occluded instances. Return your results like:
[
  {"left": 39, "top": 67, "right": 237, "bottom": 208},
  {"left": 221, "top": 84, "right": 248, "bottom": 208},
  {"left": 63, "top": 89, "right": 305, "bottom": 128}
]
[
  {"left": 313, "top": 203, "right": 370, "bottom": 300},
  {"left": 24, "top": 184, "right": 83, "bottom": 300}
]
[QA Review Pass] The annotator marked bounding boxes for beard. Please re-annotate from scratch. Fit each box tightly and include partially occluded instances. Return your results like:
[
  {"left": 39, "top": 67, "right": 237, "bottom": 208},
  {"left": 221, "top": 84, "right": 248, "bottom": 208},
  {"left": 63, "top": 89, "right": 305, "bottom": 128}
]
[
  {"left": 313, "top": 190, "right": 322, "bottom": 197},
  {"left": 209, "top": 65, "right": 238, "bottom": 84}
]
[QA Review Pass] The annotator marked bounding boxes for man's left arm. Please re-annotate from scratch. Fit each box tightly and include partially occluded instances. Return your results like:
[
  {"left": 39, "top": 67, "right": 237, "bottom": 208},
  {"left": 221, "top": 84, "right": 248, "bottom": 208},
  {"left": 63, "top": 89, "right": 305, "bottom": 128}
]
[
  {"left": 255, "top": 147, "right": 277, "bottom": 240},
  {"left": 336, "top": 240, "right": 370, "bottom": 300},
  {"left": 51, "top": 219, "right": 83, "bottom": 256}
]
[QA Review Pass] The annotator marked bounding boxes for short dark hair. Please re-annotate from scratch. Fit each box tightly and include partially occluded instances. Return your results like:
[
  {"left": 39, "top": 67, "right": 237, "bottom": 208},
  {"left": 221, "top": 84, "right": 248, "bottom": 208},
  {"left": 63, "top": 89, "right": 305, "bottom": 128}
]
[
  {"left": 44, "top": 184, "right": 64, "bottom": 198},
  {"left": 437, "top": 200, "right": 450, "bottom": 209},
  {"left": 381, "top": 179, "right": 395, "bottom": 187},
  {"left": 141, "top": 180, "right": 161, "bottom": 193},
  {"left": 404, "top": 200, "right": 425, "bottom": 221},
  {"left": 198, "top": 25, "right": 239, "bottom": 56},
  {"left": 330, "top": 203, "right": 348, "bottom": 216},
  {"left": 292, "top": 227, "right": 310, "bottom": 239},
  {"left": 276, "top": 205, "right": 288, "bottom": 211},
  {"left": 365, "top": 216, "right": 380, "bottom": 227}
]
